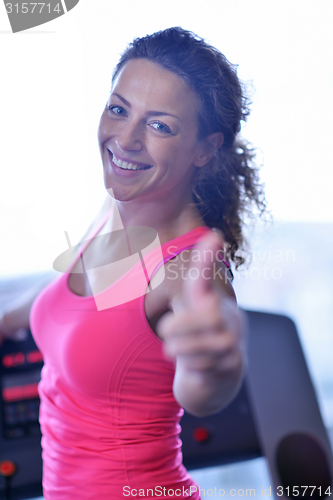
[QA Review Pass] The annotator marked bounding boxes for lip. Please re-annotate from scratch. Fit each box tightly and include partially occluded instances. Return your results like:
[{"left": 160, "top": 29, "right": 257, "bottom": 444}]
[
  {"left": 108, "top": 150, "right": 153, "bottom": 177},
  {"left": 109, "top": 150, "right": 152, "bottom": 169}
]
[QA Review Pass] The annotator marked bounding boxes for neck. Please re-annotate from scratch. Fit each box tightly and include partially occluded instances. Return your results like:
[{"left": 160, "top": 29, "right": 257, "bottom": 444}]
[{"left": 106, "top": 189, "right": 206, "bottom": 244}]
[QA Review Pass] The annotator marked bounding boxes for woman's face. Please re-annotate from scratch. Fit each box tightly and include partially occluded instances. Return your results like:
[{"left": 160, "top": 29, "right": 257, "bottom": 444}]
[{"left": 98, "top": 59, "right": 208, "bottom": 205}]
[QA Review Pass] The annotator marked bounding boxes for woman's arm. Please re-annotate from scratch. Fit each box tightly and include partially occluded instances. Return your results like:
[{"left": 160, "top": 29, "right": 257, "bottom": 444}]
[
  {"left": 157, "top": 231, "right": 246, "bottom": 417},
  {"left": 0, "top": 272, "right": 57, "bottom": 344}
]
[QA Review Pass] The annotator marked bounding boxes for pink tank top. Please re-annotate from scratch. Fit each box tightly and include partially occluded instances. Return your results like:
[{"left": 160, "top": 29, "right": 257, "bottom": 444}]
[{"left": 30, "top": 211, "right": 212, "bottom": 499}]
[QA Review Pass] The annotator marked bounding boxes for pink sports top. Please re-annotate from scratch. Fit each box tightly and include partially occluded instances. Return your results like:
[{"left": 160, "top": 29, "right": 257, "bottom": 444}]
[{"left": 30, "top": 210, "right": 217, "bottom": 499}]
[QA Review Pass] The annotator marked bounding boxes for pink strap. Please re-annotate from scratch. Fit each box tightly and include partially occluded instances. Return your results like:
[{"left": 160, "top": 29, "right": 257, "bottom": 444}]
[{"left": 150, "top": 244, "right": 231, "bottom": 283}]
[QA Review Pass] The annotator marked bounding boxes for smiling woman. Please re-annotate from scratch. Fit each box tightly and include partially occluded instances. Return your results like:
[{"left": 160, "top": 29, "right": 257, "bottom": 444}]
[
  {"left": 109, "top": 28, "right": 266, "bottom": 266},
  {"left": 99, "top": 58, "right": 215, "bottom": 213},
  {"left": 1, "top": 27, "right": 266, "bottom": 500}
]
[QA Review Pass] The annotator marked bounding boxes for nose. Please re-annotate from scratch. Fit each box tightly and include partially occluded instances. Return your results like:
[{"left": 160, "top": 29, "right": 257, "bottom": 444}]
[{"left": 116, "top": 121, "right": 143, "bottom": 153}]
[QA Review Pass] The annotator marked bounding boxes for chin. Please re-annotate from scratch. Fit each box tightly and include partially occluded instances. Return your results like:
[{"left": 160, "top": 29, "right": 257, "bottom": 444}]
[{"left": 103, "top": 182, "right": 131, "bottom": 203}]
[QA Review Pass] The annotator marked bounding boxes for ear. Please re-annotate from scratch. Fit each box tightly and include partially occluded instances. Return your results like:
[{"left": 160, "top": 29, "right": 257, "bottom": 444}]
[{"left": 193, "top": 132, "right": 224, "bottom": 168}]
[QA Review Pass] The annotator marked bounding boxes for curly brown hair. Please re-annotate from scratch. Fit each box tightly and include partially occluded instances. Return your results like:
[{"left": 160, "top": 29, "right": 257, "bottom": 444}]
[{"left": 112, "top": 27, "right": 267, "bottom": 268}]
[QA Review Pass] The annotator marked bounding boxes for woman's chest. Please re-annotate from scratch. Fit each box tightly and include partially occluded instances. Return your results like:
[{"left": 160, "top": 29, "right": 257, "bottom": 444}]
[
  {"left": 33, "top": 276, "right": 174, "bottom": 399},
  {"left": 67, "top": 236, "right": 175, "bottom": 335},
  {"left": 67, "top": 267, "right": 170, "bottom": 336}
]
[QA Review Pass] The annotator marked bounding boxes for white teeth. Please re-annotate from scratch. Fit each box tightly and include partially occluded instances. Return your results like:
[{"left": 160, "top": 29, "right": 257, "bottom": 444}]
[{"left": 111, "top": 153, "right": 150, "bottom": 171}]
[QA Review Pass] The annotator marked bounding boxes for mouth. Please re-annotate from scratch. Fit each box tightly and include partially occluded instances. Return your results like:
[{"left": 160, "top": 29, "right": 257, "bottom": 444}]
[{"left": 109, "top": 152, "right": 153, "bottom": 171}]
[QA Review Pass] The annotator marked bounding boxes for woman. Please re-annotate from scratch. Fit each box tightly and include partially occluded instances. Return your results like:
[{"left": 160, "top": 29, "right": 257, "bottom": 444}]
[{"left": 0, "top": 27, "right": 265, "bottom": 499}]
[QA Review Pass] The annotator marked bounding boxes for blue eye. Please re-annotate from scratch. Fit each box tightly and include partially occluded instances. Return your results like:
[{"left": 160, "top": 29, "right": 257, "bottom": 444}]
[
  {"left": 150, "top": 122, "right": 172, "bottom": 134},
  {"left": 107, "top": 105, "right": 127, "bottom": 116}
]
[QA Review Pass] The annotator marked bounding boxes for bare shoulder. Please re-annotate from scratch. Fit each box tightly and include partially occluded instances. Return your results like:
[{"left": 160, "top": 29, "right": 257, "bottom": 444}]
[{"left": 145, "top": 245, "right": 235, "bottom": 336}]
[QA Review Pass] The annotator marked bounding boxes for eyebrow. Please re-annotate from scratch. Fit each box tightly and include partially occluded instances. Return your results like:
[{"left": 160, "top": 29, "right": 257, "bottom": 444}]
[{"left": 111, "top": 92, "right": 183, "bottom": 124}]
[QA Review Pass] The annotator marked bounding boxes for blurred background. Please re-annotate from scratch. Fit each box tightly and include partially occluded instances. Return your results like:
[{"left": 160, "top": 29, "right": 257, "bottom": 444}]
[{"left": 1, "top": 0, "right": 332, "bottom": 497}]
